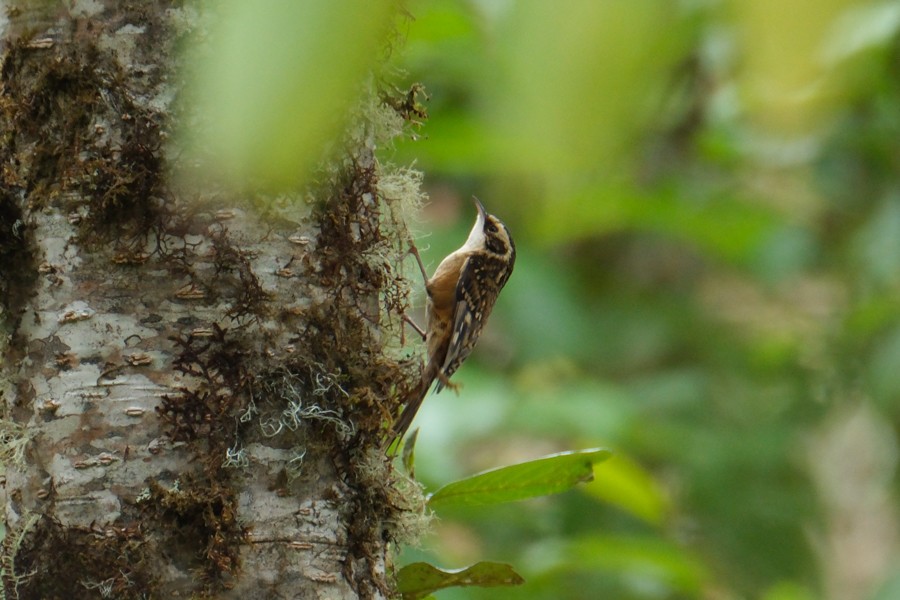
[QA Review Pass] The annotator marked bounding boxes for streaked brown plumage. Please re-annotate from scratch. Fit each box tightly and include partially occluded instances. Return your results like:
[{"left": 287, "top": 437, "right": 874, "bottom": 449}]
[{"left": 389, "top": 197, "right": 515, "bottom": 444}]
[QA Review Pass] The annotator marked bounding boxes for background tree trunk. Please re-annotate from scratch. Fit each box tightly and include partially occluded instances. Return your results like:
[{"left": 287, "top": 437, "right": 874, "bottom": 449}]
[{"left": 0, "top": 3, "right": 421, "bottom": 598}]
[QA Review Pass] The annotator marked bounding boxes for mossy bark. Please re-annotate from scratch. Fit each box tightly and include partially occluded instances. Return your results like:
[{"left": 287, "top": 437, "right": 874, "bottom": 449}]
[{"left": 0, "top": 2, "right": 423, "bottom": 598}]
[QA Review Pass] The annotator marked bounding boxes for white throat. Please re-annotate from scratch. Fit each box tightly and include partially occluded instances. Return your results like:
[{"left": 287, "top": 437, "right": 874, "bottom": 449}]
[{"left": 459, "top": 211, "right": 485, "bottom": 252}]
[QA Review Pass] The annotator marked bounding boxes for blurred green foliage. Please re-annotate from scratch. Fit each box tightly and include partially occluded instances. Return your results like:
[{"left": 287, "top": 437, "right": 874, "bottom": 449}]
[
  {"left": 382, "top": 1, "right": 900, "bottom": 599},
  {"left": 182, "top": 0, "right": 395, "bottom": 190}
]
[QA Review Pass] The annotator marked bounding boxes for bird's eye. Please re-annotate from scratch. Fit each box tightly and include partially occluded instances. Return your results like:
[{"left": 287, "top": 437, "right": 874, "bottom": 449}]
[{"left": 486, "top": 221, "right": 498, "bottom": 233}]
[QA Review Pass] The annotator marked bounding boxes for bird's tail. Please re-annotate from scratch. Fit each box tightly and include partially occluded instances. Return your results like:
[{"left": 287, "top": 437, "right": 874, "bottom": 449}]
[{"left": 384, "top": 359, "right": 439, "bottom": 450}]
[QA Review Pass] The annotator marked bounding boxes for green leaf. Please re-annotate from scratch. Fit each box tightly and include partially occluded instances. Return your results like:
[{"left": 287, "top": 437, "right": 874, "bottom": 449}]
[
  {"left": 427, "top": 448, "right": 611, "bottom": 509},
  {"left": 397, "top": 561, "right": 524, "bottom": 600}
]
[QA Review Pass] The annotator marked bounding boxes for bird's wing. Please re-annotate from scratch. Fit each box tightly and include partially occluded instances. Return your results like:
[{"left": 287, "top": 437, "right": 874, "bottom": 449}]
[{"left": 436, "top": 253, "right": 496, "bottom": 391}]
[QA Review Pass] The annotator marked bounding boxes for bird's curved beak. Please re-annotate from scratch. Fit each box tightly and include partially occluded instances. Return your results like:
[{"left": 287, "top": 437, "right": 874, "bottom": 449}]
[{"left": 472, "top": 196, "right": 486, "bottom": 218}]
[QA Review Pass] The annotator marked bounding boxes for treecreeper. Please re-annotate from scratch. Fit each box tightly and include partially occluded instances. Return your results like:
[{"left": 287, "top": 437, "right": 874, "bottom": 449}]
[{"left": 389, "top": 197, "right": 516, "bottom": 445}]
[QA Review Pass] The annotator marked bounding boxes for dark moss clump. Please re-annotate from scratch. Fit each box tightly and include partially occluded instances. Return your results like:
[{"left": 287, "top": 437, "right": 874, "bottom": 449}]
[
  {"left": 4, "top": 516, "right": 156, "bottom": 600},
  {"left": 73, "top": 111, "right": 167, "bottom": 248},
  {"left": 142, "top": 478, "right": 243, "bottom": 592},
  {"left": 155, "top": 325, "right": 249, "bottom": 590},
  {"left": 158, "top": 324, "right": 251, "bottom": 454},
  {"left": 0, "top": 37, "right": 168, "bottom": 251},
  {"left": 0, "top": 189, "right": 37, "bottom": 325},
  {"left": 209, "top": 226, "right": 271, "bottom": 321}
]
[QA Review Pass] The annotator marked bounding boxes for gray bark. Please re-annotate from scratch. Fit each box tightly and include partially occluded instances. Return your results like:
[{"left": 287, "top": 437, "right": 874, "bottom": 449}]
[{"left": 0, "top": 2, "right": 423, "bottom": 598}]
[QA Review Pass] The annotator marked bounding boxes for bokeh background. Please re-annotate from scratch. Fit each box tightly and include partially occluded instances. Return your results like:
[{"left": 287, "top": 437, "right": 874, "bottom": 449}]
[{"left": 380, "top": 1, "right": 900, "bottom": 599}]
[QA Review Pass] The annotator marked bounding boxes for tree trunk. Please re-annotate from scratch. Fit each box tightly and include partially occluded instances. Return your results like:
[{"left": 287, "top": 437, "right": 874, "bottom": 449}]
[{"left": 0, "top": 3, "right": 422, "bottom": 598}]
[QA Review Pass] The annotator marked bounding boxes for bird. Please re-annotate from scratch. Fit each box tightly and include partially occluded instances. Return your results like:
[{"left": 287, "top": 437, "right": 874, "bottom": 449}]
[{"left": 389, "top": 197, "right": 516, "bottom": 445}]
